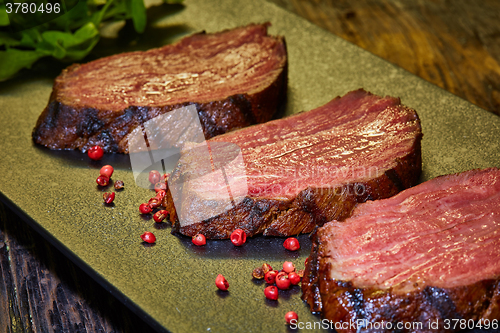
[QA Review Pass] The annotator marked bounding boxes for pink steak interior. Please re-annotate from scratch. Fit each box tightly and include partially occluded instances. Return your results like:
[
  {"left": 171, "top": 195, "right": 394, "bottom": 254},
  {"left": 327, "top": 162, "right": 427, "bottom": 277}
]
[
  {"left": 56, "top": 24, "right": 286, "bottom": 110},
  {"left": 206, "top": 89, "right": 421, "bottom": 200},
  {"left": 318, "top": 168, "right": 500, "bottom": 292}
]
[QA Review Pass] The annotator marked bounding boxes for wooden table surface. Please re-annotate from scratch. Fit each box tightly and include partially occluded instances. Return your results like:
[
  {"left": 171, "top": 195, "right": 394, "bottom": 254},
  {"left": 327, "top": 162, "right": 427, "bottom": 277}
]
[
  {"left": 1, "top": 1, "right": 499, "bottom": 332},
  {"left": 269, "top": 0, "right": 500, "bottom": 117}
]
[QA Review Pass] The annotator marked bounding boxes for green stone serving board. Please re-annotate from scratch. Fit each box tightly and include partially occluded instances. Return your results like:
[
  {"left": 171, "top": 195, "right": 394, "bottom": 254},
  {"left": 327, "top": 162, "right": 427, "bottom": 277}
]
[{"left": 0, "top": 0, "right": 499, "bottom": 332}]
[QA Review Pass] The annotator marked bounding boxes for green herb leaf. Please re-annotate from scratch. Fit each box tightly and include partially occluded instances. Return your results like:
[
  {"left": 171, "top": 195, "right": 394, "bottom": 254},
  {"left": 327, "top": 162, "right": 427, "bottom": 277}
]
[
  {"left": 19, "top": 29, "right": 43, "bottom": 48},
  {"left": 0, "top": 4, "right": 9, "bottom": 26},
  {"left": 0, "top": 0, "right": 183, "bottom": 80},
  {"left": 64, "top": 22, "right": 100, "bottom": 61},
  {"left": 126, "top": 0, "right": 146, "bottom": 33},
  {"left": 0, "top": 32, "right": 20, "bottom": 47},
  {"left": 0, "top": 49, "right": 48, "bottom": 80}
]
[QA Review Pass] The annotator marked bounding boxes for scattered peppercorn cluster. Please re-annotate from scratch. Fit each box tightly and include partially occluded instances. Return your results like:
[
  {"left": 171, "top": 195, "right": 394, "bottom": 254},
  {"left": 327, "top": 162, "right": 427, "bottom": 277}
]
[
  {"left": 253, "top": 260, "right": 304, "bottom": 297},
  {"left": 138, "top": 170, "right": 171, "bottom": 243},
  {"left": 260, "top": 260, "right": 302, "bottom": 325},
  {"left": 213, "top": 237, "right": 303, "bottom": 325},
  {"left": 89, "top": 146, "right": 302, "bottom": 326},
  {"left": 94, "top": 161, "right": 125, "bottom": 205},
  {"left": 256, "top": 239, "right": 303, "bottom": 325}
]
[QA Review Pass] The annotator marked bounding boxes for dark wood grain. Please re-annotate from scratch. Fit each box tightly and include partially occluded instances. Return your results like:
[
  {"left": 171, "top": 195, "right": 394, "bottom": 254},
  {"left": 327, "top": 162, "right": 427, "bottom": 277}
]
[
  {"left": 0, "top": 202, "right": 157, "bottom": 333},
  {"left": 269, "top": 0, "right": 500, "bottom": 116}
]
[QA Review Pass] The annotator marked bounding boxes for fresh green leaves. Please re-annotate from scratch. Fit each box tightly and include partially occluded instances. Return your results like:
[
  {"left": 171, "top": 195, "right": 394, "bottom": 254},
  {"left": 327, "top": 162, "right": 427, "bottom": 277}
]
[
  {"left": 0, "top": 4, "right": 9, "bottom": 26},
  {"left": 0, "top": 0, "right": 179, "bottom": 81},
  {"left": 0, "top": 48, "right": 47, "bottom": 79},
  {"left": 37, "top": 22, "right": 100, "bottom": 60},
  {"left": 126, "top": 0, "right": 146, "bottom": 33}
]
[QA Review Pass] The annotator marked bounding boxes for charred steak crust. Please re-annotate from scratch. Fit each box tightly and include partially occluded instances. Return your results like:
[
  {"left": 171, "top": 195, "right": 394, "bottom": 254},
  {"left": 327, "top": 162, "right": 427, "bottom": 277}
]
[
  {"left": 302, "top": 168, "right": 500, "bottom": 332},
  {"left": 163, "top": 89, "right": 423, "bottom": 239},
  {"left": 165, "top": 146, "right": 421, "bottom": 239},
  {"left": 32, "top": 23, "right": 287, "bottom": 153},
  {"left": 302, "top": 237, "right": 500, "bottom": 333}
]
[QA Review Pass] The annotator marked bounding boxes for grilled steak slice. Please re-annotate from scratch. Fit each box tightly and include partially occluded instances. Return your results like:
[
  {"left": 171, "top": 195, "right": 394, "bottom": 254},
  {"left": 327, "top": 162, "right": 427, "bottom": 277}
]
[
  {"left": 302, "top": 168, "right": 500, "bottom": 333},
  {"left": 164, "top": 89, "right": 423, "bottom": 238},
  {"left": 32, "top": 23, "right": 287, "bottom": 153}
]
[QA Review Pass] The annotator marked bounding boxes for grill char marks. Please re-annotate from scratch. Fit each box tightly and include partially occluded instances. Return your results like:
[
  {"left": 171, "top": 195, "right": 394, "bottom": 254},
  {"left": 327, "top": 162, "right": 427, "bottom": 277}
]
[
  {"left": 32, "top": 23, "right": 287, "bottom": 153},
  {"left": 163, "top": 89, "right": 423, "bottom": 238},
  {"left": 302, "top": 168, "right": 500, "bottom": 332},
  {"left": 309, "top": 279, "right": 500, "bottom": 332}
]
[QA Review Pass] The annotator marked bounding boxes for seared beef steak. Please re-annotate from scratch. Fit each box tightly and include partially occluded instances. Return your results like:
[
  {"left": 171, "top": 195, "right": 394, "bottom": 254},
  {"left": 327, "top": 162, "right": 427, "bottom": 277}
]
[
  {"left": 164, "top": 89, "right": 423, "bottom": 238},
  {"left": 302, "top": 168, "right": 500, "bottom": 332},
  {"left": 33, "top": 23, "right": 287, "bottom": 153}
]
